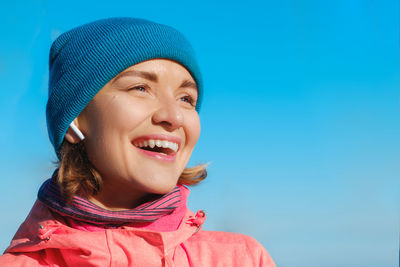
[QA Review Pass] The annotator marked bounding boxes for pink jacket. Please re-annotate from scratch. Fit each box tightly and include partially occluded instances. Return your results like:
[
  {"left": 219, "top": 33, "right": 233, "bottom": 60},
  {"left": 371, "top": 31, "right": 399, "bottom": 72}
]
[{"left": 0, "top": 200, "right": 276, "bottom": 266}]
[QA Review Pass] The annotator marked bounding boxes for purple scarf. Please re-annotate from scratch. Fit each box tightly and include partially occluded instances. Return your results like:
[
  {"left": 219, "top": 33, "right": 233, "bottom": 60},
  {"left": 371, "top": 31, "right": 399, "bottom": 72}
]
[{"left": 38, "top": 174, "right": 181, "bottom": 225}]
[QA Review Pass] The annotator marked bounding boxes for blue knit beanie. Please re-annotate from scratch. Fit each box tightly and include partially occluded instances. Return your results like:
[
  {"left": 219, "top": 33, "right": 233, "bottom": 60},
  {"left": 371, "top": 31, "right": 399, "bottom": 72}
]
[{"left": 46, "top": 17, "right": 202, "bottom": 154}]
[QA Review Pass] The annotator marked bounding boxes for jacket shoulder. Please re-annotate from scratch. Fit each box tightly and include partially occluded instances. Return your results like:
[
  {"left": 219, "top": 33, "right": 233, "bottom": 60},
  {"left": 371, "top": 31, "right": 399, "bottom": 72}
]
[
  {"left": 5, "top": 200, "right": 66, "bottom": 253},
  {"left": 184, "top": 230, "right": 276, "bottom": 267},
  {"left": 0, "top": 251, "right": 47, "bottom": 266}
]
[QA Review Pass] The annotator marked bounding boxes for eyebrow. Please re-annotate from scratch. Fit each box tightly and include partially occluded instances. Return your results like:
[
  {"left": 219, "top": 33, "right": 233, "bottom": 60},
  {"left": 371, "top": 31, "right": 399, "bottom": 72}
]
[
  {"left": 112, "top": 70, "right": 198, "bottom": 90},
  {"left": 112, "top": 70, "right": 158, "bottom": 84},
  {"left": 179, "top": 79, "right": 197, "bottom": 90}
]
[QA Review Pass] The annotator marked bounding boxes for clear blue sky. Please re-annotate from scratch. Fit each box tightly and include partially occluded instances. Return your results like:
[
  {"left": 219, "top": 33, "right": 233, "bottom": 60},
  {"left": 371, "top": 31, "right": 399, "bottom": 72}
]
[{"left": 0, "top": 1, "right": 399, "bottom": 266}]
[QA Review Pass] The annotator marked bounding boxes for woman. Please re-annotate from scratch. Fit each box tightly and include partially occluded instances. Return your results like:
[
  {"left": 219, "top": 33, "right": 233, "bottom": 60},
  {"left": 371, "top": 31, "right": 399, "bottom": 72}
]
[{"left": 0, "top": 17, "right": 275, "bottom": 266}]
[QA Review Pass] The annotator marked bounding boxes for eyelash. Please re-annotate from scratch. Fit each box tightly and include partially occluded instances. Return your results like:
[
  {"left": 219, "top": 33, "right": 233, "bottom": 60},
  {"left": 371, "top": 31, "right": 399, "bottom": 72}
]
[
  {"left": 129, "top": 85, "right": 147, "bottom": 92},
  {"left": 180, "top": 95, "right": 196, "bottom": 107},
  {"left": 128, "top": 85, "right": 196, "bottom": 107}
]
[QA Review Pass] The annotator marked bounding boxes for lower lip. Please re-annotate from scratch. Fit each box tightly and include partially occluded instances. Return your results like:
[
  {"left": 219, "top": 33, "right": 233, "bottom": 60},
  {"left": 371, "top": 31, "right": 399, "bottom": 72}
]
[{"left": 134, "top": 146, "right": 177, "bottom": 162}]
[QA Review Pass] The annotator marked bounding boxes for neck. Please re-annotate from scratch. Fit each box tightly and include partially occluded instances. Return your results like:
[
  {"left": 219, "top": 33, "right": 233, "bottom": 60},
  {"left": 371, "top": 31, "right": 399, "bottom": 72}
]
[
  {"left": 87, "top": 191, "right": 159, "bottom": 211},
  {"left": 87, "top": 179, "right": 154, "bottom": 210}
]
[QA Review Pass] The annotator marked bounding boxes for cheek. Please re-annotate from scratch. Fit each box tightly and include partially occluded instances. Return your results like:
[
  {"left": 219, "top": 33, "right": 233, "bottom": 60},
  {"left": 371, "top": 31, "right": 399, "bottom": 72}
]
[
  {"left": 186, "top": 111, "right": 201, "bottom": 148},
  {"left": 87, "top": 96, "right": 149, "bottom": 136},
  {"left": 82, "top": 96, "right": 151, "bottom": 163}
]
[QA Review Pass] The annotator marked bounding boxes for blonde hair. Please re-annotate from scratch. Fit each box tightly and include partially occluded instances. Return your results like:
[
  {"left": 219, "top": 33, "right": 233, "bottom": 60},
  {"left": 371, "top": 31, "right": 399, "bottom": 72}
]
[{"left": 57, "top": 141, "right": 207, "bottom": 203}]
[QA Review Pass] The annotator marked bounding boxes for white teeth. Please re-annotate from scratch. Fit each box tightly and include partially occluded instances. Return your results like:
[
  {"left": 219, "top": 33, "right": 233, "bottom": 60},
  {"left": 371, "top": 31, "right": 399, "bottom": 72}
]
[
  {"left": 170, "top": 143, "right": 175, "bottom": 151},
  {"left": 161, "top": 140, "right": 168, "bottom": 148},
  {"left": 134, "top": 139, "right": 179, "bottom": 152},
  {"left": 149, "top": 140, "right": 155, "bottom": 148}
]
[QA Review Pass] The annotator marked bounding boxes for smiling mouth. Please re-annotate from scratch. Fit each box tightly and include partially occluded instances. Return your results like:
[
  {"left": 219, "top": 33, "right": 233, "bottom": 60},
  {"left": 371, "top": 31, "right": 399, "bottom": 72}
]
[{"left": 133, "top": 139, "right": 179, "bottom": 156}]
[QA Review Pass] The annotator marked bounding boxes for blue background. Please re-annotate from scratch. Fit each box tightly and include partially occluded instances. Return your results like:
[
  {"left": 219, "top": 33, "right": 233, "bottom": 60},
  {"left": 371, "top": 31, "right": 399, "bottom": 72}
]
[{"left": 0, "top": 1, "right": 399, "bottom": 266}]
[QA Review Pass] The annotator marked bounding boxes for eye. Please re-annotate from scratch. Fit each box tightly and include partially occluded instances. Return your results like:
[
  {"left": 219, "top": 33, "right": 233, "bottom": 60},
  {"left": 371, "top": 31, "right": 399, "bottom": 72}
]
[
  {"left": 131, "top": 85, "right": 146, "bottom": 92},
  {"left": 129, "top": 85, "right": 147, "bottom": 92},
  {"left": 180, "top": 95, "right": 196, "bottom": 107}
]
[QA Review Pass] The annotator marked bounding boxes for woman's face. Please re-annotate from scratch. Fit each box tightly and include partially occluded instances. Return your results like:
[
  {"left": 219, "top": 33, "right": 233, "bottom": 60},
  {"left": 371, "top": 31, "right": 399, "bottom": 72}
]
[{"left": 69, "top": 59, "right": 200, "bottom": 209}]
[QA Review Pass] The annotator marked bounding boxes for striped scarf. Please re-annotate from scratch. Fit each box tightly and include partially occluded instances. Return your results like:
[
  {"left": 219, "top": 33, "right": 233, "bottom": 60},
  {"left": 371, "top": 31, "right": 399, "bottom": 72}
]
[{"left": 38, "top": 176, "right": 181, "bottom": 225}]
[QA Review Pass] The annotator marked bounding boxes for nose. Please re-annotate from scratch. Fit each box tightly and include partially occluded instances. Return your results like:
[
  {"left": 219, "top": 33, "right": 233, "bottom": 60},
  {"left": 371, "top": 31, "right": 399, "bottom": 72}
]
[{"left": 152, "top": 98, "right": 184, "bottom": 131}]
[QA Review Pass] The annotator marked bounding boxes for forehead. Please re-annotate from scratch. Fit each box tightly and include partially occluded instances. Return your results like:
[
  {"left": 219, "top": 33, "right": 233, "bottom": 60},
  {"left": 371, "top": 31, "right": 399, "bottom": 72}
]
[{"left": 116, "top": 59, "right": 195, "bottom": 81}]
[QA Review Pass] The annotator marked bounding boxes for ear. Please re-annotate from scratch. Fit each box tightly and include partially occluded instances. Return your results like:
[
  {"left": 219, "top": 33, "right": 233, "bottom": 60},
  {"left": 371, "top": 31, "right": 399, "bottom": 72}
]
[{"left": 65, "top": 119, "right": 84, "bottom": 144}]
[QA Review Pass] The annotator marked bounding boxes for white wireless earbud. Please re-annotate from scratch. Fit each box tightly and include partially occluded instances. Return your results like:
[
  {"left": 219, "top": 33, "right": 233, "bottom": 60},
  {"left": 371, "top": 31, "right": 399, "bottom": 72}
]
[{"left": 69, "top": 122, "right": 85, "bottom": 141}]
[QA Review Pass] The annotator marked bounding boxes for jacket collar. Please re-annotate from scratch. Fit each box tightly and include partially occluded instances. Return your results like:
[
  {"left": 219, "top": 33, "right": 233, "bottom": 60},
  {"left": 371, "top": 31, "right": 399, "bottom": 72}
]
[{"left": 5, "top": 193, "right": 206, "bottom": 254}]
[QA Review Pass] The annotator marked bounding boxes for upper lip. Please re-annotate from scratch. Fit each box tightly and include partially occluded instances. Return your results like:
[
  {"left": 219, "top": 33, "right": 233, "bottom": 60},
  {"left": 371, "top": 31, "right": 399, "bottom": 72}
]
[{"left": 131, "top": 134, "right": 182, "bottom": 150}]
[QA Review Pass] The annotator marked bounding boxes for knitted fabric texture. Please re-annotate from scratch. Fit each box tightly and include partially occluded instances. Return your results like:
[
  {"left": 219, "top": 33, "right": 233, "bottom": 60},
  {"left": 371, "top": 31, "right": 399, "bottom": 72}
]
[
  {"left": 46, "top": 17, "right": 202, "bottom": 153},
  {"left": 38, "top": 173, "right": 182, "bottom": 225}
]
